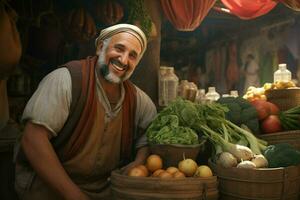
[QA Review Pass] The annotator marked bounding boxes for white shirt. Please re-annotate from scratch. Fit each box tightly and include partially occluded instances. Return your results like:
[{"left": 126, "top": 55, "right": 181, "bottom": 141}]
[{"left": 22, "top": 67, "right": 157, "bottom": 148}]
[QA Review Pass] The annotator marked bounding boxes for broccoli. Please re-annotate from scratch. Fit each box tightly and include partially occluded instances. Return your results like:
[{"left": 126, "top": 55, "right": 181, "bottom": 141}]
[
  {"left": 263, "top": 143, "right": 300, "bottom": 168},
  {"left": 217, "top": 97, "right": 259, "bottom": 134}
]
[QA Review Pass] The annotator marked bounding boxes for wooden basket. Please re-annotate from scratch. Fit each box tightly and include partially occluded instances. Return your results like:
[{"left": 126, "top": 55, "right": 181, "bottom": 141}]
[
  {"left": 258, "top": 130, "right": 300, "bottom": 151},
  {"left": 149, "top": 144, "right": 203, "bottom": 168},
  {"left": 208, "top": 160, "right": 300, "bottom": 200},
  {"left": 111, "top": 170, "right": 219, "bottom": 200},
  {"left": 265, "top": 88, "right": 300, "bottom": 111}
]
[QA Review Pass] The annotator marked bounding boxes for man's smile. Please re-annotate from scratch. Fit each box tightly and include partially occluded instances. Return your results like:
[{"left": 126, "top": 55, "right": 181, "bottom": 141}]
[{"left": 111, "top": 59, "right": 127, "bottom": 72}]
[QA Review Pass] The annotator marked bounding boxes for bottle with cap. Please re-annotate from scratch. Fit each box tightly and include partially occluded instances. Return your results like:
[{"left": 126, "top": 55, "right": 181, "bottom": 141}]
[
  {"left": 230, "top": 90, "right": 239, "bottom": 97},
  {"left": 159, "top": 66, "right": 179, "bottom": 106},
  {"left": 274, "top": 63, "right": 291, "bottom": 83},
  {"left": 205, "top": 87, "right": 220, "bottom": 102}
]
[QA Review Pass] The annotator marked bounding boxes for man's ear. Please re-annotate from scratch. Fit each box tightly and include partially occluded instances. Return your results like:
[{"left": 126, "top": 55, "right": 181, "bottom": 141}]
[{"left": 96, "top": 42, "right": 104, "bottom": 56}]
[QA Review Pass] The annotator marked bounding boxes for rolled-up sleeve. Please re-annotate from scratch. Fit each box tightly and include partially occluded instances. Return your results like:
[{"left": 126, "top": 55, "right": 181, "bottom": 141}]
[
  {"left": 134, "top": 86, "right": 157, "bottom": 149},
  {"left": 22, "top": 68, "right": 72, "bottom": 136}
]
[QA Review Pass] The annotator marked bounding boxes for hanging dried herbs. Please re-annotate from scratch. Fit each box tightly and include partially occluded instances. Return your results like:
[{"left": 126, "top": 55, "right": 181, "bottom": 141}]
[{"left": 126, "top": 0, "right": 152, "bottom": 38}]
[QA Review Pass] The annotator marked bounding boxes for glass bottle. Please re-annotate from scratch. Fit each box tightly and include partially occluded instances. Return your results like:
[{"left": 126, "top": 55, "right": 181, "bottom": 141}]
[
  {"left": 159, "top": 66, "right": 179, "bottom": 106},
  {"left": 274, "top": 63, "right": 291, "bottom": 83},
  {"left": 205, "top": 87, "right": 220, "bottom": 102},
  {"left": 230, "top": 90, "right": 239, "bottom": 97},
  {"left": 187, "top": 82, "right": 198, "bottom": 102},
  {"left": 178, "top": 80, "right": 189, "bottom": 99},
  {"left": 195, "top": 89, "right": 206, "bottom": 103}
]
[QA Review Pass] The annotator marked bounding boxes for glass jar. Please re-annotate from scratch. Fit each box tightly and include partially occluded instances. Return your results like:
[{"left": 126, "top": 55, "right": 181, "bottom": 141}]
[
  {"left": 205, "top": 87, "right": 220, "bottom": 102},
  {"left": 230, "top": 90, "right": 239, "bottom": 97},
  {"left": 186, "top": 82, "right": 198, "bottom": 102},
  {"left": 159, "top": 66, "right": 179, "bottom": 106},
  {"left": 222, "top": 94, "right": 230, "bottom": 98},
  {"left": 195, "top": 89, "right": 206, "bottom": 103},
  {"left": 274, "top": 63, "right": 291, "bottom": 83},
  {"left": 178, "top": 80, "right": 189, "bottom": 99}
]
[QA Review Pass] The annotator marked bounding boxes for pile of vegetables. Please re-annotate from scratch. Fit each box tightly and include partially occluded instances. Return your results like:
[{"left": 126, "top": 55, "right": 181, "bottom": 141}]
[
  {"left": 279, "top": 106, "right": 300, "bottom": 131},
  {"left": 146, "top": 99, "right": 268, "bottom": 168},
  {"left": 263, "top": 143, "right": 300, "bottom": 168},
  {"left": 250, "top": 99, "right": 300, "bottom": 133},
  {"left": 217, "top": 97, "right": 259, "bottom": 134},
  {"left": 250, "top": 100, "right": 282, "bottom": 134}
]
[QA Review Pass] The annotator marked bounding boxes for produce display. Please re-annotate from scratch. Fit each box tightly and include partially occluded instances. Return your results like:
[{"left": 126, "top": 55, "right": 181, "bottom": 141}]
[
  {"left": 263, "top": 143, "right": 300, "bottom": 168},
  {"left": 243, "top": 81, "right": 297, "bottom": 102},
  {"left": 249, "top": 99, "right": 300, "bottom": 133},
  {"left": 217, "top": 97, "right": 259, "bottom": 134},
  {"left": 279, "top": 105, "right": 300, "bottom": 131},
  {"left": 127, "top": 154, "right": 213, "bottom": 179},
  {"left": 249, "top": 99, "right": 282, "bottom": 133}
]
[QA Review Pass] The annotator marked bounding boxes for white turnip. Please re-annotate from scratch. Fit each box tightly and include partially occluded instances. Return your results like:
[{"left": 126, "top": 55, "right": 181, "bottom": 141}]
[
  {"left": 237, "top": 160, "right": 256, "bottom": 169},
  {"left": 216, "top": 152, "right": 238, "bottom": 168},
  {"left": 251, "top": 154, "right": 268, "bottom": 168}
]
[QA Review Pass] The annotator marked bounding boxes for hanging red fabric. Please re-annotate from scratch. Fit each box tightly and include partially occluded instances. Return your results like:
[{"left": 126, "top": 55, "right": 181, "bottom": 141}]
[
  {"left": 160, "top": 0, "right": 216, "bottom": 31},
  {"left": 221, "top": 0, "right": 278, "bottom": 19}
]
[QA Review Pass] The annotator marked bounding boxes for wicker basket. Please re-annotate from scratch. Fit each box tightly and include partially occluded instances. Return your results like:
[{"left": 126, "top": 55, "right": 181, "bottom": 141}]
[
  {"left": 258, "top": 130, "right": 300, "bottom": 151},
  {"left": 111, "top": 170, "right": 219, "bottom": 200},
  {"left": 208, "top": 160, "right": 300, "bottom": 200},
  {"left": 265, "top": 88, "right": 300, "bottom": 111}
]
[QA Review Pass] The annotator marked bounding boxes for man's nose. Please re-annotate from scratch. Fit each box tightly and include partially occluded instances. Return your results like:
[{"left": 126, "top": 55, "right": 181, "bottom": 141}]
[{"left": 119, "top": 53, "right": 129, "bottom": 65}]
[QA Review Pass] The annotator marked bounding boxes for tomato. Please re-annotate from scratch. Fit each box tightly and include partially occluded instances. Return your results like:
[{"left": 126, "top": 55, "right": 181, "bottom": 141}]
[
  {"left": 251, "top": 100, "right": 280, "bottom": 120},
  {"left": 250, "top": 100, "right": 270, "bottom": 120},
  {"left": 261, "top": 115, "right": 282, "bottom": 134},
  {"left": 266, "top": 102, "right": 280, "bottom": 115}
]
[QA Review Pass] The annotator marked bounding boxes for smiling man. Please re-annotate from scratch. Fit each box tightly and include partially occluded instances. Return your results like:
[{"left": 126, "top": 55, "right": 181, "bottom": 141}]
[{"left": 14, "top": 24, "right": 157, "bottom": 200}]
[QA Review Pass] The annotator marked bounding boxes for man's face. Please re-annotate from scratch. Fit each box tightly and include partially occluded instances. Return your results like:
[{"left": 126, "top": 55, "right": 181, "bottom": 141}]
[{"left": 97, "top": 32, "right": 142, "bottom": 83}]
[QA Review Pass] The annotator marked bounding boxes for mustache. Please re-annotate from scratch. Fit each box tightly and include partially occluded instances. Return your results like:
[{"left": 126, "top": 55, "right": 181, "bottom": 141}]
[{"left": 111, "top": 59, "right": 128, "bottom": 69}]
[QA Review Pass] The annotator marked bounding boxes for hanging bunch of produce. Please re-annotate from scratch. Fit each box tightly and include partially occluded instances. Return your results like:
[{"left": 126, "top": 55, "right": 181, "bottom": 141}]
[
  {"left": 65, "top": 7, "right": 97, "bottom": 42},
  {"left": 92, "top": 0, "right": 124, "bottom": 25},
  {"left": 126, "top": 0, "right": 152, "bottom": 38}
]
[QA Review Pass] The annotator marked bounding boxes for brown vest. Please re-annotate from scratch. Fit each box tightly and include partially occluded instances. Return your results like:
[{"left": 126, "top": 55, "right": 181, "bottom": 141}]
[
  {"left": 15, "top": 56, "right": 137, "bottom": 199},
  {"left": 53, "top": 56, "right": 137, "bottom": 164}
]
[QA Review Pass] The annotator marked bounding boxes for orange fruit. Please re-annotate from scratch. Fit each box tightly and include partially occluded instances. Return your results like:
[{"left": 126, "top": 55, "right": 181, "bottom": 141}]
[
  {"left": 173, "top": 171, "right": 186, "bottom": 178},
  {"left": 128, "top": 167, "right": 148, "bottom": 177},
  {"left": 136, "top": 165, "right": 149, "bottom": 177},
  {"left": 158, "top": 171, "right": 172, "bottom": 179},
  {"left": 152, "top": 169, "right": 165, "bottom": 177},
  {"left": 166, "top": 166, "right": 179, "bottom": 175},
  {"left": 146, "top": 154, "right": 163, "bottom": 172}
]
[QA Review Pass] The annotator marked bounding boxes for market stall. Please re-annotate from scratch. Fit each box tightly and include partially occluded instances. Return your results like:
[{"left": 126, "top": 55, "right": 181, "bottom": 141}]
[{"left": 1, "top": 0, "right": 300, "bottom": 200}]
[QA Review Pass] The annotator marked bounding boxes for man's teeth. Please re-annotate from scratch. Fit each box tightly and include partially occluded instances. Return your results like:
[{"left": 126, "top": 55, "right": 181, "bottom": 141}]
[{"left": 113, "top": 63, "right": 125, "bottom": 71}]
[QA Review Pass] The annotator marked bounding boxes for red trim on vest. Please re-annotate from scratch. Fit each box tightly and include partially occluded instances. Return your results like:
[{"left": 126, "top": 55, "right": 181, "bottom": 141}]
[{"left": 63, "top": 56, "right": 136, "bottom": 163}]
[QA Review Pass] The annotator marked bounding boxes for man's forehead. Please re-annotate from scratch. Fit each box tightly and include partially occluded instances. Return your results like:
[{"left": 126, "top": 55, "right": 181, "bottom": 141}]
[{"left": 110, "top": 33, "right": 142, "bottom": 53}]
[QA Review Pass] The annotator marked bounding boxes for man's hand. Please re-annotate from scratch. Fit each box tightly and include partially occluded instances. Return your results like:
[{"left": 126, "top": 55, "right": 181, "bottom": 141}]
[
  {"left": 21, "top": 122, "right": 90, "bottom": 200},
  {"left": 121, "top": 146, "right": 149, "bottom": 175}
]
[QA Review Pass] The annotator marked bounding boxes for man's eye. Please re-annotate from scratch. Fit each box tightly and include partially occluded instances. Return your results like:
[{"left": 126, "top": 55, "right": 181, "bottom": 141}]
[
  {"left": 116, "top": 47, "right": 121, "bottom": 51},
  {"left": 130, "top": 54, "right": 137, "bottom": 59}
]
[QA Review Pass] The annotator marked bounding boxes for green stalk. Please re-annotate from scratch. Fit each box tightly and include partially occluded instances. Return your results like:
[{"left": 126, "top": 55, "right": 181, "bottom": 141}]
[
  {"left": 201, "top": 125, "right": 254, "bottom": 160},
  {"left": 284, "top": 106, "right": 300, "bottom": 114},
  {"left": 227, "top": 121, "right": 265, "bottom": 154}
]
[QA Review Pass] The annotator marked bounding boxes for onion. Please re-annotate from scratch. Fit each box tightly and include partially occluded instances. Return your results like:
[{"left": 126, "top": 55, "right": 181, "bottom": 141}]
[
  {"left": 237, "top": 160, "right": 256, "bottom": 169},
  {"left": 216, "top": 152, "right": 238, "bottom": 168},
  {"left": 251, "top": 154, "right": 268, "bottom": 168},
  {"left": 226, "top": 144, "right": 254, "bottom": 162}
]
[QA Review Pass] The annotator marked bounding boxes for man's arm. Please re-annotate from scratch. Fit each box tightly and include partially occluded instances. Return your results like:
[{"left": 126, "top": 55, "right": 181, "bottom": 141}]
[
  {"left": 21, "top": 122, "right": 89, "bottom": 200},
  {"left": 121, "top": 146, "right": 149, "bottom": 175}
]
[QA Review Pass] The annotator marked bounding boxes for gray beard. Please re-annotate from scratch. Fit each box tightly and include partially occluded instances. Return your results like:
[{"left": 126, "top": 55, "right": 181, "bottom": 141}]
[{"left": 96, "top": 52, "right": 133, "bottom": 84}]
